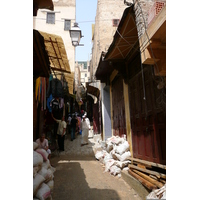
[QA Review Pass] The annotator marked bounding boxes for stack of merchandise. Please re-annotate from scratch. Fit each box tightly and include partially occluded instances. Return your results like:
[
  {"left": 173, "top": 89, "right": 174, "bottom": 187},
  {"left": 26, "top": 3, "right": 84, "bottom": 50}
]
[
  {"left": 33, "top": 142, "right": 56, "bottom": 200},
  {"left": 95, "top": 136, "right": 131, "bottom": 177}
]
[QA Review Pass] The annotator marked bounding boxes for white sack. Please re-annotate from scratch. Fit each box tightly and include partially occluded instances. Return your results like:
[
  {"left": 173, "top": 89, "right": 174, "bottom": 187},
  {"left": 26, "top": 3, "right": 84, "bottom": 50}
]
[
  {"left": 34, "top": 142, "right": 39, "bottom": 150},
  {"left": 105, "top": 159, "right": 116, "bottom": 172},
  {"left": 36, "top": 149, "right": 48, "bottom": 162},
  {"left": 106, "top": 136, "right": 124, "bottom": 145},
  {"left": 33, "top": 151, "right": 43, "bottom": 167},
  {"left": 42, "top": 159, "right": 51, "bottom": 170},
  {"left": 38, "top": 167, "right": 52, "bottom": 182},
  {"left": 120, "top": 151, "right": 131, "bottom": 162},
  {"left": 33, "top": 173, "right": 45, "bottom": 195},
  {"left": 106, "top": 141, "right": 113, "bottom": 153},
  {"left": 33, "top": 166, "right": 42, "bottom": 178},
  {"left": 115, "top": 160, "right": 131, "bottom": 169},
  {"left": 114, "top": 141, "right": 130, "bottom": 155},
  {"left": 45, "top": 168, "right": 54, "bottom": 183},
  {"left": 146, "top": 184, "right": 166, "bottom": 199},
  {"left": 35, "top": 183, "right": 51, "bottom": 200},
  {"left": 103, "top": 153, "right": 113, "bottom": 165},
  {"left": 110, "top": 165, "right": 121, "bottom": 176},
  {"left": 111, "top": 152, "right": 121, "bottom": 161},
  {"left": 95, "top": 151, "right": 104, "bottom": 160},
  {"left": 46, "top": 180, "right": 54, "bottom": 191}
]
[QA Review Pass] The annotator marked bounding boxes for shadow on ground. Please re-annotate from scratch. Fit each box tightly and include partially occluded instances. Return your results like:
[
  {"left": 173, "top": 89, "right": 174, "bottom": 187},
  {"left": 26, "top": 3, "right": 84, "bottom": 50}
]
[{"left": 52, "top": 161, "right": 121, "bottom": 200}]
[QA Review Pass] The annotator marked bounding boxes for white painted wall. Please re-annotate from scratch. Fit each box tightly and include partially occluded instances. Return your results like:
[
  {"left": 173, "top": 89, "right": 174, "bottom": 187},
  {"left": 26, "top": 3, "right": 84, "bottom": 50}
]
[{"left": 33, "top": 1, "right": 76, "bottom": 72}]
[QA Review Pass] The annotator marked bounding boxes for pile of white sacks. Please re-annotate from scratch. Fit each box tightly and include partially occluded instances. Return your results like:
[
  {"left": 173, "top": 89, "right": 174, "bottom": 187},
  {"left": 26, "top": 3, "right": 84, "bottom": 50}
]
[
  {"left": 95, "top": 136, "right": 131, "bottom": 177},
  {"left": 33, "top": 142, "right": 56, "bottom": 200}
]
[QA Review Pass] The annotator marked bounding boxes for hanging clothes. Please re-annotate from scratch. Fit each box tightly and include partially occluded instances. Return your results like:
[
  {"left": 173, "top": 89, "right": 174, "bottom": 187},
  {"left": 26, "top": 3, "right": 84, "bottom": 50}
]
[
  {"left": 44, "top": 78, "right": 46, "bottom": 110},
  {"left": 47, "top": 94, "right": 53, "bottom": 113},
  {"left": 41, "top": 78, "right": 44, "bottom": 111},
  {"left": 35, "top": 77, "right": 41, "bottom": 102},
  {"left": 50, "top": 97, "right": 62, "bottom": 119},
  {"left": 47, "top": 78, "right": 64, "bottom": 98}
]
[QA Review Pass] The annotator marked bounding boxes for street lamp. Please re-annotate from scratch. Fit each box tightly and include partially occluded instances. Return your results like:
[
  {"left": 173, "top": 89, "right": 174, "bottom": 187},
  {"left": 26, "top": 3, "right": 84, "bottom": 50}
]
[{"left": 69, "top": 22, "right": 83, "bottom": 47}]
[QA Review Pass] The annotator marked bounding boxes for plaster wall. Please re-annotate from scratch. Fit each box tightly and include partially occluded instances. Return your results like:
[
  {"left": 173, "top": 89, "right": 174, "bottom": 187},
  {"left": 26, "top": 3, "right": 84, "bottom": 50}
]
[
  {"left": 33, "top": 0, "right": 76, "bottom": 72},
  {"left": 92, "top": 0, "right": 127, "bottom": 77}
]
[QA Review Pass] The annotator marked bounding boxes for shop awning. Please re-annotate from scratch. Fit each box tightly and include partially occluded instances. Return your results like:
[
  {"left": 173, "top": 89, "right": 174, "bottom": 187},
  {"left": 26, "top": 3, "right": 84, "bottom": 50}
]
[
  {"left": 33, "top": 29, "right": 51, "bottom": 79},
  {"left": 86, "top": 82, "right": 100, "bottom": 98},
  {"left": 104, "top": 5, "right": 140, "bottom": 62},
  {"left": 95, "top": 5, "right": 140, "bottom": 82},
  {"left": 64, "top": 72, "right": 74, "bottom": 95},
  {"left": 33, "top": 0, "right": 54, "bottom": 16},
  {"left": 95, "top": 52, "right": 114, "bottom": 82},
  {"left": 39, "top": 31, "right": 71, "bottom": 74}
]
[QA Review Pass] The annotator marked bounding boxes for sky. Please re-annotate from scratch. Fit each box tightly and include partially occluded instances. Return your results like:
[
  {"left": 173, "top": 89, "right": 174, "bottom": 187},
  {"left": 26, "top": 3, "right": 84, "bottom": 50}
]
[{"left": 75, "top": 0, "right": 98, "bottom": 61}]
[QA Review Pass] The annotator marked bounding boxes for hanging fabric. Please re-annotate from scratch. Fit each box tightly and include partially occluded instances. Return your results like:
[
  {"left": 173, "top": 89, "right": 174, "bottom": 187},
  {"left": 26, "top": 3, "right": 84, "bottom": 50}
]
[
  {"left": 47, "top": 78, "right": 64, "bottom": 98},
  {"left": 41, "top": 78, "right": 44, "bottom": 111},
  {"left": 47, "top": 94, "right": 53, "bottom": 112},
  {"left": 44, "top": 78, "right": 46, "bottom": 110},
  {"left": 35, "top": 77, "right": 41, "bottom": 101}
]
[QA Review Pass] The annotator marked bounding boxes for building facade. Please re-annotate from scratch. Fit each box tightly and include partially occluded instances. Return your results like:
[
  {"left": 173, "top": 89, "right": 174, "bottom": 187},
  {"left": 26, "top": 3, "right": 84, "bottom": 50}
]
[
  {"left": 33, "top": 0, "right": 76, "bottom": 73},
  {"left": 94, "top": 0, "right": 166, "bottom": 164}
]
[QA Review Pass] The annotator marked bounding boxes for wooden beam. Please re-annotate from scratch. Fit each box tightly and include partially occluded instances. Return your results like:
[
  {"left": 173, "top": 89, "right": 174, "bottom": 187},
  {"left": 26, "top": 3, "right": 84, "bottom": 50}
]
[
  {"left": 110, "top": 69, "right": 118, "bottom": 83},
  {"left": 139, "top": 5, "right": 166, "bottom": 52},
  {"left": 128, "top": 157, "right": 166, "bottom": 170},
  {"left": 141, "top": 48, "right": 160, "bottom": 65},
  {"left": 133, "top": 170, "right": 164, "bottom": 188},
  {"left": 51, "top": 67, "right": 71, "bottom": 73},
  {"left": 129, "top": 164, "right": 166, "bottom": 179},
  {"left": 128, "top": 169, "right": 157, "bottom": 190}
]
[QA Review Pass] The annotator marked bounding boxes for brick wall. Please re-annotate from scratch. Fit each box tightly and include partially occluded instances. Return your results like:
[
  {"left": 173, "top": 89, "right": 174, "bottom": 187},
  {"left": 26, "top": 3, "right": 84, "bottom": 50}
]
[
  {"left": 133, "top": 0, "right": 155, "bottom": 38},
  {"left": 133, "top": 0, "right": 166, "bottom": 38}
]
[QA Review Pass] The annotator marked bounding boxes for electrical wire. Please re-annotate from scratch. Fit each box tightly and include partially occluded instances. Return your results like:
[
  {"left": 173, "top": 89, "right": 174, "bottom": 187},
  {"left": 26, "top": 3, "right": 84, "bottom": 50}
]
[{"left": 134, "top": 0, "right": 165, "bottom": 85}]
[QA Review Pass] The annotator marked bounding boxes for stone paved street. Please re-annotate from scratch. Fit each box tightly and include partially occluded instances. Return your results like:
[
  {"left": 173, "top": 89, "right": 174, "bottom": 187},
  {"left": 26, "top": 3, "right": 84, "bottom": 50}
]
[{"left": 50, "top": 132, "right": 141, "bottom": 200}]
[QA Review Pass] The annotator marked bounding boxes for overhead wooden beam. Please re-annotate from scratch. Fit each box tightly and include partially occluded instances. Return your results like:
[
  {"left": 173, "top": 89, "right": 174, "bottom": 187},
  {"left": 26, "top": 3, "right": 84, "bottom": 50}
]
[{"left": 139, "top": 5, "right": 166, "bottom": 52}]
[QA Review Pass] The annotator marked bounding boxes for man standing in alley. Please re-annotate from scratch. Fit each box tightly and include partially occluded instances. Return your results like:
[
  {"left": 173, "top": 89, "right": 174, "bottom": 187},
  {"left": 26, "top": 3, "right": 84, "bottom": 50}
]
[
  {"left": 81, "top": 112, "right": 91, "bottom": 146},
  {"left": 67, "top": 114, "right": 72, "bottom": 136},
  {"left": 70, "top": 114, "right": 78, "bottom": 141},
  {"left": 51, "top": 113, "right": 67, "bottom": 151}
]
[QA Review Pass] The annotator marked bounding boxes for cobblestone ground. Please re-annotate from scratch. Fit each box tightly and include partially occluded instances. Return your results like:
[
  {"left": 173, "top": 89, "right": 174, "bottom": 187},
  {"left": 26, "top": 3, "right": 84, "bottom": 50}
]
[{"left": 50, "top": 131, "right": 141, "bottom": 200}]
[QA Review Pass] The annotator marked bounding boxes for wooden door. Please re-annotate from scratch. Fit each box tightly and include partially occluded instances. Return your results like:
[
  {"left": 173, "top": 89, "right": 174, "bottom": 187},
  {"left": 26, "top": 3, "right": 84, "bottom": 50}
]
[
  {"left": 129, "top": 65, "right": 166, "bottom": 164},
  {"left": 112, "top": 76, "right": 126, "bottom": 137}
]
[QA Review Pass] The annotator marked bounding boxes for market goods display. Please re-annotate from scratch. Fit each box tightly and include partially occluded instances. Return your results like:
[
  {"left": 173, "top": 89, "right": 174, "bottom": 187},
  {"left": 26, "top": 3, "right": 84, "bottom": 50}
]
[
  {"left": 95, "top": 136, "right": 131, "bottom": 177},
  {"left": 33, "top": 142, "right": 56, "bottom": 200}
]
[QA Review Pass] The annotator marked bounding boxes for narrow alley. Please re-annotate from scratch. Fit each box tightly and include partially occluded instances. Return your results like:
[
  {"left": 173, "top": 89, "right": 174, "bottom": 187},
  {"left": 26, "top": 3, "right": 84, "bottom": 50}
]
[
  {"left": 33, "top": 0, "right": 166, "bottom": 199},
  {"left": 50, "top": 132, "right": 141, "bottom": 200}
]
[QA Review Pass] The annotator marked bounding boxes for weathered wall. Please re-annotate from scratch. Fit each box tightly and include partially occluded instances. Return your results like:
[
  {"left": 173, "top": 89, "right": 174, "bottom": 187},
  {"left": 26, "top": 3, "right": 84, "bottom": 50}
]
[
  {"left": 33, "top": 0, "right": 76, "bottom": 72},
  {"left": 133, "top": 0, "right": 166, "bottom": 38},
  {"left": 92, "top": 0, "right": 127, "bottom": 78}
]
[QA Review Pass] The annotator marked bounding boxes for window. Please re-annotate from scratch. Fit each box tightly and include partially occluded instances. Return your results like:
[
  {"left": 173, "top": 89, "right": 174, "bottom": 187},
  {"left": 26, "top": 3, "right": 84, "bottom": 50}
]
[
  {"left": 85, "top": 73, "right": 87, "bottom": 77},
  {"left": 112, "top": 19, "right": 120, "bottom": 27},
  {"left": 46, "top": 12, "right": 55, "bottom": 24},
  {"left": 64, "top": 19, "right": 71, "bottom": 31}
]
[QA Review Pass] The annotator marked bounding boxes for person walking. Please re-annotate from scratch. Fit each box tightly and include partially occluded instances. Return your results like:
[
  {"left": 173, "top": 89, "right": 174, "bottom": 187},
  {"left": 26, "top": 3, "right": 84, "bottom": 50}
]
[
  {"left": 70, "top": 114, "right": 78, "bottom": 141},
  {"left": 67, "top": 114, "right": 72, "bottom": 136},
  {"left": 51, "top": 114, "right": 67, "bottom": 151},
  {"left": 77, "top": 113, "right": 82, "bottom": 135},
  {"left": 81, "top": 113, "right": 91, "bottom": 146}
]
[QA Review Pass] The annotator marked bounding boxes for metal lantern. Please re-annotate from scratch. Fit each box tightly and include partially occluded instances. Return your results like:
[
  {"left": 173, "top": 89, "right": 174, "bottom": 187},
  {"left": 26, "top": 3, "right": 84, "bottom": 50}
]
[{"left": 69, "top": 22, "right": 82, "bottom": 47}]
